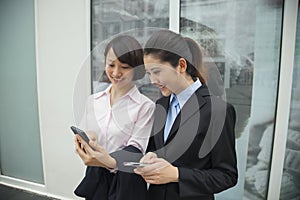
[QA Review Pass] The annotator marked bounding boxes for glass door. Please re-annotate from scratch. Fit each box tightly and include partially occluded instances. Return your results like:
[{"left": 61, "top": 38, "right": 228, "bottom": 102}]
[{"left": 180, "top": 0, "right": 283, "bottom": 199}]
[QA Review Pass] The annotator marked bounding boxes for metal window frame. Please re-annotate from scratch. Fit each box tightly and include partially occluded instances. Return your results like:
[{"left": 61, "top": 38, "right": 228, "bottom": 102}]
[
  {"left": 169, "top": 0, "right": 180, "bottom": 32},
  {"left": 267, "top": 0, "right": 298, "bottom": 199}
]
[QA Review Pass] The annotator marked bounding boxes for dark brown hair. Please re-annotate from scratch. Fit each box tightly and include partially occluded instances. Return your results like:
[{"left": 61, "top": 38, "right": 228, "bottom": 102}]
[
  {"left": 144, "top": 30, "right": 204, "bottom": 81},
  {"left": 104, "top": 35, "right": 145, "bottom": 80},
  {"left": 184, "top": 37, "right": 208, "bottom": 83}
]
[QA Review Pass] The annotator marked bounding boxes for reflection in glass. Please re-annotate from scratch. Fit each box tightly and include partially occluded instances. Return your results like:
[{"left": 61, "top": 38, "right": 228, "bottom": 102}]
[
  {"left": 91, "top": 0, "right": 169, "bottom": 97},
  {"left": 280, "top": 4, "right": 300, "bottom": 199},
  {"left": 180, "top": 0, "right": 283, "bottom": 199}
]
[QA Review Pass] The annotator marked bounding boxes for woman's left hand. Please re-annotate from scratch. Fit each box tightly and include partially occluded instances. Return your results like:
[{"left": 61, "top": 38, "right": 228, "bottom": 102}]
[
  {"left": 134, "top": 157, "right": 178, "bottom": 184},
  {"left": 75, "top": 134, "right": 116, "bottom": 169}
]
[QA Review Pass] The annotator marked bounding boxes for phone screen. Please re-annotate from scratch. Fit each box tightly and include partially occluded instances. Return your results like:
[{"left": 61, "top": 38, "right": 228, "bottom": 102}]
[{"left": 123, "top": 162, "right": 150, "bottom": 167}]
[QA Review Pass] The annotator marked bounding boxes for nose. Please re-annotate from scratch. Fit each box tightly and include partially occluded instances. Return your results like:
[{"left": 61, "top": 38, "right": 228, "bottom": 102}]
[
  {"left": 112, "top": 68, "right": 121, "bottom": 77},
  {"left": 149, "top": 74, "right": 158, "bottom": 85}
]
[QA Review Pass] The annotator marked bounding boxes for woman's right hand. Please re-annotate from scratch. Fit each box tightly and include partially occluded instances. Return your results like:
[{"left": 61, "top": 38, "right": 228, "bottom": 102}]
[
  {"left": 140, "top": 152, "right": 158, "bottom": 164},
  {"left": 134, "top": 152, "right": 179, "bottom": 184},
  {"left": 75, "top": 134, "right": 117, "bottom": 169}
]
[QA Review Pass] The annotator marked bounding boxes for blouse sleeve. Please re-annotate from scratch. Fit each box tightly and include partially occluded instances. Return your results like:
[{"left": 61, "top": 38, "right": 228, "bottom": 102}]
[{"left": 126, "top": 101, "right": 155, "bottom": 154}]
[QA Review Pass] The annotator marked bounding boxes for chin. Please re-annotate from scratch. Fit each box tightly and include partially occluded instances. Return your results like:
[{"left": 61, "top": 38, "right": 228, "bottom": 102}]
[{"left": 161, "top": 91, "right": 172, "bottom": 97}]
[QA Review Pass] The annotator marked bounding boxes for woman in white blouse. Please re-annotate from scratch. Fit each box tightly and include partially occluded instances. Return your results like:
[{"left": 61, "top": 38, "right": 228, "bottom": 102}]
[{"left": 74, "top": 35, "right": 155, "bottom": 200}]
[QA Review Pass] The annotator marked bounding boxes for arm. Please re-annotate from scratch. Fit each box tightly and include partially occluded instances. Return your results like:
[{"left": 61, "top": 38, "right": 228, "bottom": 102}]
[
  {"left": 126, "top": 102, "right": 155, "bottom": 153},
  {"left": 109, "top": 102, "right": 155, "bottom": 171},
  {"left": 178, "top": 104, "right": 238, "bottom": 196},
  {"left": 136, "top": 104, "right": 237, "bottom": 195}
]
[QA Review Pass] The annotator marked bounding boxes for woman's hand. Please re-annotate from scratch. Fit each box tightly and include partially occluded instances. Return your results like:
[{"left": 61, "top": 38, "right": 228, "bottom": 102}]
[
  {"left": 85, "top": 130, "right": 98, "bottom": 143},
  {"left": 140, "top": 152, "right": 158, "bottom": 163},
  {"left": 134, "top": 153, "right": 179, "bottom": 184},
  {"left": 75, "top": 134, "right": 116, "bottom": 169}
]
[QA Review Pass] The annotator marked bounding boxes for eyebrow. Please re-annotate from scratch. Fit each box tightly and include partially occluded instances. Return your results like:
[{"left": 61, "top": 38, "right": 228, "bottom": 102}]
[
  {"left": 149, "top": 66, "right": 160, "bottom": 71},
  {"left": 106, "top": 59, "right": 115, "bottom": 63}
]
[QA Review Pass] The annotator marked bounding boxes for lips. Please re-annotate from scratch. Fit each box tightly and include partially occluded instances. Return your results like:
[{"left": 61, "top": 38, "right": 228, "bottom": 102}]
[
  {"left": 111, "top": 76, "right": 124, "bottom": 82},
  {"left": 156, "top": 84, "right": 166, "bottom": 90}
]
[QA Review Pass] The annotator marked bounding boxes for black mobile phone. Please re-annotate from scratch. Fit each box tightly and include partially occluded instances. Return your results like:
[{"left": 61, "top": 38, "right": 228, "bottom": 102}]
[{"left": 70, "top": 126, "right": 90, "bottom": 144}]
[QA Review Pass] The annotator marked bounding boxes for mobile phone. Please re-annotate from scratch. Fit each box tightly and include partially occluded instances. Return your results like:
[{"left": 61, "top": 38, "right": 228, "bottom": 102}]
[
  {"left": 70, "top": 126, "right": 90, "bottom": 144},
  {"left": 123, "top": 162, "right": 150, "bottom": 167}
]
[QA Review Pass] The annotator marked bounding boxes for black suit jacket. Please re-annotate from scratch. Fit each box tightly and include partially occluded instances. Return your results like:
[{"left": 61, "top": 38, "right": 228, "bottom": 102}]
[{"left": 146, "top": 84, "right": 238, "bottom": 200}]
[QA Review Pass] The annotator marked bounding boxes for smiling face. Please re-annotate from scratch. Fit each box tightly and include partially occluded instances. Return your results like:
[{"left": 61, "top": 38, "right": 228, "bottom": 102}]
[
  {"left": 144, "top": 54, "right": 181, "bottom": 97},
  {"left": 105, "top": 47, "right": 134, "bottom": 90}
]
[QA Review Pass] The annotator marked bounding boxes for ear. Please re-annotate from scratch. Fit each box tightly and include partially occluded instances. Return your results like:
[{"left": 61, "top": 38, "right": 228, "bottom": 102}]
[{"left": 178, "top": 58, "right": 188, "bottom": 74}]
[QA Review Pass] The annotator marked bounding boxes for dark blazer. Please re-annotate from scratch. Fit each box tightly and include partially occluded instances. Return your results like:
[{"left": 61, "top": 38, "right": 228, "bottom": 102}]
[{"left": 146, "top": 84, "right": 238, "bottom": 200}]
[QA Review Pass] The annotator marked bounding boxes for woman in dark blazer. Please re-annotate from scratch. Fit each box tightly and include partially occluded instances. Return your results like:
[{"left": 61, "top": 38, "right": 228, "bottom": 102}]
[{"left": 134, "top": 30, "right": 238, "bottom": 200}]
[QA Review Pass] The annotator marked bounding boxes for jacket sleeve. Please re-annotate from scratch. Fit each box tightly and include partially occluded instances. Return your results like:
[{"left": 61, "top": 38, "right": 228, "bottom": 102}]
[{"left": 178, "top": 103, "right": 238, "bottom": 197}]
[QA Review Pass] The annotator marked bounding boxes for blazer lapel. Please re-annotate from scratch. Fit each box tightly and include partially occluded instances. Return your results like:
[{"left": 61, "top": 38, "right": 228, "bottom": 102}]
[
  {"left": 165, "top": 85, "right": 210, "bottom": 145},
  {"left": 152, "top": 96, "right": 170, "bottom": 153}
]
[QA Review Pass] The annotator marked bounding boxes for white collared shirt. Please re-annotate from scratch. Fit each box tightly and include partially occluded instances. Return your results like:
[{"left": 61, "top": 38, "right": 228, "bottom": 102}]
[
  {"left": 79, "top": 84, "right": 155, "bottom": 154},
  {"left": 175, "top": 78, "right": 202, "bottom": 109}
]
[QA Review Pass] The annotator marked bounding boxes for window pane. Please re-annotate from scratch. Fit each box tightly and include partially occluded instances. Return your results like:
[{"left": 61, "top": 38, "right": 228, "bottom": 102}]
[
  {"left": 91, "top": 0, "right": 169, "bottom": 94},
  {"left": 180, "top": 0, "right": 283, "bottom": 199},
  {"left": 0, "top": 0, "right": 44, "bottom": 184},
  {"left": 280, "top": 3, "right": 300, "bottom": 199}
]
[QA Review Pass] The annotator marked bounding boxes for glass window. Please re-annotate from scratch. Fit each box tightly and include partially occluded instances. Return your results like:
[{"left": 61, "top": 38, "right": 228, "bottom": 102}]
[
  {"left": 91, "top": 0, "right": 169, "bottom": 96},
  {"left": 0, "top": 0, "right": 44, "bottom": 184},
  {"left": 280, "top": 4, "right": 300, "bottom": 199},
  {"left": 180, "top": 0, "right": 283, "bottom": 199}
]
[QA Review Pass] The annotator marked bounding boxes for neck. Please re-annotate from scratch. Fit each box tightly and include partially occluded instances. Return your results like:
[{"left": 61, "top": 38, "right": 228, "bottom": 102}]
[
  {"left": 110, "top": 83, "right": 134, "bottom": 105},
  {"left": 174, "top": 75, "right": 195, "bottom": 95}
]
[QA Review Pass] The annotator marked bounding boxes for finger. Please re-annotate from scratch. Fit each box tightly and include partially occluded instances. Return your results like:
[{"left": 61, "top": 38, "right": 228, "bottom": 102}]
[
  {"left": 144, "top": 175, "right": 160, "bottom": 184},
  {"left": 140, "top": 152, "right": 157, "bottom": 163},
  {"left": 135, "top": 164, "right": 160, "bottom": 175},
  {"left": 75, "top": 143, "right": 88, "bottom": 160},
  {"left": 75, "top": 138, "right": 85, "bottom": 153},
  {"left": 75, "top": 137, "right": 81, "bottom": 149},
  {"left": 76, "top": 135, "right": 94, "bottom": 154}
]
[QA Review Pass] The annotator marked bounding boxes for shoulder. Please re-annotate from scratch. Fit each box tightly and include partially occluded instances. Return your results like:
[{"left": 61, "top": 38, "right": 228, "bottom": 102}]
[
  {"left": 135, "top": 89, "right": 155, "bottom": 105},
  {"left": 209, "top": 95, "right": 236, "bottom": 122},
  {"left": 132, "top": 90, "right": 155, "bottom": 113},
  {"left": 195, "top": 86, "right": 235, "bottom": 115}
]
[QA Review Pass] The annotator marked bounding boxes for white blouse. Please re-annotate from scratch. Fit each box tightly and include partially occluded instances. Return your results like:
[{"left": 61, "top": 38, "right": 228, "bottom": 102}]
[{"left": 79, "top": 85, "right": 155, "bottom": 154}]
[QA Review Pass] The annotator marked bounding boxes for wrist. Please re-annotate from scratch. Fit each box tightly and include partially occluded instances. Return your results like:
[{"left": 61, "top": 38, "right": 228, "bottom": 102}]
[
  {"left": 107, "top": 157, "right": 117, "bottom": 169},
  {"left": 171, "top": 166, "right": 179, "bottom": 182}
]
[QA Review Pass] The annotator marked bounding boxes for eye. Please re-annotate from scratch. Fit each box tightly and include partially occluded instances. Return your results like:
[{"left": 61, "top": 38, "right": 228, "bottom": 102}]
[
  {"left": 121, "top": 66, "right": 131, "bottom": 69},
  {"left": 108, "top": 63, "right": 114, "bottom": 67},
  {"left": 152, "top": 70, "right": 160, "bottom": 75}
]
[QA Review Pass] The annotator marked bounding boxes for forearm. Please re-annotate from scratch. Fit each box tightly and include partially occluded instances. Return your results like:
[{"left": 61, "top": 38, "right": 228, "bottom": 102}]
[
  {"left": 110, "top": 145, "right": 144, "bottom": 172},
  {"left": 178, "top": 167, "right": 237, "bottom": 196}
]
